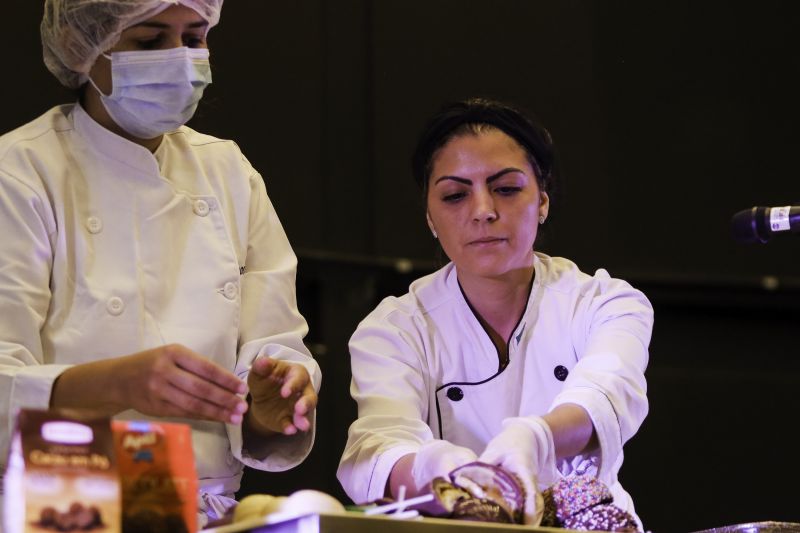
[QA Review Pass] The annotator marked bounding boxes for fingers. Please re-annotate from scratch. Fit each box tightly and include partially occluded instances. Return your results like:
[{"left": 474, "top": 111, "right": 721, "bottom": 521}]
[
  {"left": 245, "top": 359, "right": 317, "bottom": 435},
  {"left": 153, "top": 346, "right": 248, "bottom": 423},
  {"left": 281, "top": 406, "right": 315, "bottom": 435},
  {"left": 277, "top": 387, "right": 315, "bottom": 434},
  {"left": 294, "top": 382, "right": 317, "bottom": 413},
  {"left": 169, "top": 345, "right": 247, "bottom": 395},
  {"left": 166, "top": 368, "right": 248, "bottom": 423},
  {"left": 292, "top": 411, "right": 311, "bottom": 433},
  {"left": 288, "top": 381, "right": 316, "bottom": 432},
  {"left": 455, "top": 448, "right": 479, "bottom": 465},
  {"left": 479, "top": 447, "right": 502, "bottom": 465},
  {"left": 160, "top": 374, "right": 248, "bottom": 423},
  {"left": 148, "top": 381, "right": 233, "bottom": 422},
  {"left": 490, "top": 453, "right": 539, "bottom": 521},
  {"left": 249, "top": 358, "right": 314, "bottom": 400},
  {"left": 281, "top": 416, "right": 298, "bottom": 436},
  {"left": 518, "top": 474, "right": 541, "bottom": 525},
  {"left": 280, "top": 363, "right": 312, "bottom": 398},
  {"left": 251, "top": 358, "right": 308, "bottom": 397},
  {"left": 249, "top": 355, "right": 277, "bottom": 377}
]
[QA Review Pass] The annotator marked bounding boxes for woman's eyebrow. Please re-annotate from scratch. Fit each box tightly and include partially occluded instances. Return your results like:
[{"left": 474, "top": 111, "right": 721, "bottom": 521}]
[
  {"left": 434, "top": 175, "right": 471, "bottom": 185},
  {"left": 434, "top": 167, "right": 525, "bottom": 186},
  {"left": 486, "top": 167, "right": 525, "bottom": 183},
  {"left": 131, "top": 20, "right": 209, "bottom": 30}
]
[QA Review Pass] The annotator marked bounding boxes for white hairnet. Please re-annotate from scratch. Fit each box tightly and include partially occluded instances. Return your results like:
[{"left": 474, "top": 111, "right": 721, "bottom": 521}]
[{"left": 41, "top": 0, "right": 224, "bottom": 89}]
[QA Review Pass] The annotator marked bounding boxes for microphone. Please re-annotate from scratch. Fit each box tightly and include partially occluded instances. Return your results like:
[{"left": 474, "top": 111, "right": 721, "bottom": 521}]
[{"left": 731, "top": 205, "right": 800, "bottom": 243}]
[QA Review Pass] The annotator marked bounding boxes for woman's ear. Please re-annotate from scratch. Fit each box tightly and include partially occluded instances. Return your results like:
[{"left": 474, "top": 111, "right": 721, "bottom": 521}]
[
  {"left": 539, "top": 191, "right": 550, "bottom": 221},
  {"left": 426, "top": 212, "right": 438, "bottom": 239}
]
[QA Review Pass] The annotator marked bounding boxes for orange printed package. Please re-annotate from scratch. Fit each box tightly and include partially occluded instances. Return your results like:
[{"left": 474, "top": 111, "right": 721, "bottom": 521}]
[
  {"left": 112, "top": 420, "right": 198, "bottom": 533},
  {"left": 2, "top": 408, "right": 121, "bottom": 533}
]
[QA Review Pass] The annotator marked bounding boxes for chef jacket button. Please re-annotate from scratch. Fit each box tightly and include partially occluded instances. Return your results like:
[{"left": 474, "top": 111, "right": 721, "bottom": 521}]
[
  {"left": 554, "top": 365, "right": 569, "bottom": 381},
  {"left": 86, "top": 216, "right": 103, "bottom": 234},
  {"left": 223, "top": 281, "right": 238, "bottom": 300},
  {"left": 193, "top": 199, "right": 210, "bottom": 217},
  {"left": 106, "top": 296, "right": 124, "bottom": 316},
  {"left": 446, "top": 387, "right": 464, "bottom": 402}
]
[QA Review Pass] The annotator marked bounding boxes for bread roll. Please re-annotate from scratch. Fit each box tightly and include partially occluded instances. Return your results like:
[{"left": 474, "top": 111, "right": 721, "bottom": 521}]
[{"left": 232, "top": 494, "right": 287, "bottom": 523}]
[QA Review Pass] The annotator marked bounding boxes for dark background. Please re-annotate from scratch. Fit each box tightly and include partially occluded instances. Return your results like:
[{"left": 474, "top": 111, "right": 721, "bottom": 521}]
[{"left": 2, "top": 1, "right": 799, "bottom": 531}]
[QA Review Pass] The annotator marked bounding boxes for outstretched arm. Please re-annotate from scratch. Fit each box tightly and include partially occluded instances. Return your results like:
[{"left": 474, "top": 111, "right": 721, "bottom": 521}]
[
  {"left": 543, "top": 403, "right": 597, "bottom": 458},
  {"left": 50, "top": 343, "right": 248, "bottom": 423}
]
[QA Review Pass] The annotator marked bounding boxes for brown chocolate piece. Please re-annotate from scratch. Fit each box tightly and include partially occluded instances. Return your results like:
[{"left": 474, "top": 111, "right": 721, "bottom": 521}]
[
  {"left": 87, "top": 506, "right": 103, "bottom": 528},
  {"left": 54, "top": 510, "right": 78, "bottom": 531},
  {"left": 39, "top": 507, "right": 58, "bottom": 527},
  {"left": 452, "top": 497, "right": 513, "bottom": 523},
  {"left": 408, "top": 476, "right": 472, "bottom": 517},
  {"left": 449, "top": 461, "right": 525, "bottom": 523},
  {"left": 540, "top": 487, "right": 560, "bottom": 527},
  {"left": 35, "top": 503, "right": 104, "bottom": 531}
]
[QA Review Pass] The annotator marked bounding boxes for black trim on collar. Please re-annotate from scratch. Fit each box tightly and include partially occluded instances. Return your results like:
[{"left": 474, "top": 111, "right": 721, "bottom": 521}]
[
  {"left": 456, "top": 275, "right": 533, "bottom": 373},
  {"left": 433, "top": 272, "right": 534, "bottom": 439}
]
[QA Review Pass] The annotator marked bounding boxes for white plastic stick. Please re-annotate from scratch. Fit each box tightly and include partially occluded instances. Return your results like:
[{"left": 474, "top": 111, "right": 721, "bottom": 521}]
[{"left": 363, "top": 493, "right": 434, "bottom": 516}]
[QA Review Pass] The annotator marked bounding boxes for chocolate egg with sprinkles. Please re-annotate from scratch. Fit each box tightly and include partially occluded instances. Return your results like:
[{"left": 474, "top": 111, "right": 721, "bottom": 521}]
[
  {"left": 562, "top": 503, "right": 639, "bottom": 532},
  {"left": 550, "top": 475, "right": 613, "bottom": 522}
]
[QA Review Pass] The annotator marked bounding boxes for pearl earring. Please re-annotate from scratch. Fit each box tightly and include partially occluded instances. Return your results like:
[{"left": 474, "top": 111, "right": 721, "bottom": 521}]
[
  {"left": 539, "top": 215, "right": 546, "bottom": 224},
  {"left": 432, "top": 229, "right": 438, "bottom": 239}
]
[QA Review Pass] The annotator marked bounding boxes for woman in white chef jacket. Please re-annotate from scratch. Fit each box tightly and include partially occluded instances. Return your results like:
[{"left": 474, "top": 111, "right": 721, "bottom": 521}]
[
  {"left": 0, "top": 0, "right": 321, "bottom": 526},
  {"left": 337, "top": 98, "right": 652, "bottom": 527}
]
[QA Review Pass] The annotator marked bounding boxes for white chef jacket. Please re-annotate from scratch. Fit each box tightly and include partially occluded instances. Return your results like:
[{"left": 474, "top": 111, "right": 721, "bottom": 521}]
[
  {"left": 337, "top": 254, "right": 652, "bottom": 522},
  {"left": 0, "top": 104, "right": 321, "bottom": 505}
]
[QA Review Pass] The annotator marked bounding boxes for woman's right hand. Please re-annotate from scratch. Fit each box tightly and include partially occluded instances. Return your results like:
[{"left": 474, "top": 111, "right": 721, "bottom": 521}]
[
  {"left": 404, "top": 440, "right": 478, "bottom": 496},
  {"left": 50, "top": 344, "right": 248, "bottom": 424},
  {"left": 388, "top": 440, "right": 478, "bottom": 499}
]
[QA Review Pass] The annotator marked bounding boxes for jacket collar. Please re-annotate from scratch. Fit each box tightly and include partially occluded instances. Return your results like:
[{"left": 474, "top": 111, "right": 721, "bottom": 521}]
[{"left": 71, "top": 102, "right": 163, "bottom": 177}]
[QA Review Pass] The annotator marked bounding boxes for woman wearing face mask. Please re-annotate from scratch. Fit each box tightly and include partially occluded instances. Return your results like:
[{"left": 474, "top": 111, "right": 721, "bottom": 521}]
[
  {"left": 0, "top": 0, "right": 320, "bottom": 526},
  {"left": 337, "top": 98, "right": 653, "bottom": 529}
]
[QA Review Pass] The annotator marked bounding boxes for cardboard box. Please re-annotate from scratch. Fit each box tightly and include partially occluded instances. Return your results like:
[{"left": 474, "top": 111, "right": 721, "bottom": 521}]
[
  {"left": 113, "top": 419, "right": 198, "bottom": 532},
  {"left": 3, "top": 409, "right": 120, "bottom": 533}
]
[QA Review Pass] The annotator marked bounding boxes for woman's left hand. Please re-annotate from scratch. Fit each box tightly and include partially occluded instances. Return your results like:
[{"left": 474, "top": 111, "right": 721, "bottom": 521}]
[{"left": 245, "top": 357, "right": 317, "bottom": 436}]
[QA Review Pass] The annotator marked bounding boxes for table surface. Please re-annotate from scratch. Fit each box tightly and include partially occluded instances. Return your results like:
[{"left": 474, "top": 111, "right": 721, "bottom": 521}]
[
  {"left": 201, "top": 512, "right": 577, "bottom": 533},
  {"left": 201, "top": 512, "right": 800, "bottom": 533}
]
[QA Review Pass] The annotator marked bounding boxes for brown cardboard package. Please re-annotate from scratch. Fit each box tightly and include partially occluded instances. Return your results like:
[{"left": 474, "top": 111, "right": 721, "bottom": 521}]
[
  {"left": 2, "top": 409, "right": 121, "bottom": 533},
  {"left": 112, "top": 419, "right": 198, "bottom": 532}
]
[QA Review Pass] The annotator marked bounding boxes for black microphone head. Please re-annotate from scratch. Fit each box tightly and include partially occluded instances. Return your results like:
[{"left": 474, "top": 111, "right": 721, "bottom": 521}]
[{"left": 731, "top": 206, "right": 770, "bottom": 244}]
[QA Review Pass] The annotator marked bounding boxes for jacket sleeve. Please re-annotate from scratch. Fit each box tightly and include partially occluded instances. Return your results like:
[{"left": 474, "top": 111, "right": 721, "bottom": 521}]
[
  {"left": 0, "top": 169, "right": 71, "bottom": 463},
  {"left": 224, "top": 170, "right": 322, "bottom": 472},
  {"left": 549, "top": 269, "right": 652, "bottom": 484},
  {"left": 336, "top": 305, "right": 433, "bottom": 504}
]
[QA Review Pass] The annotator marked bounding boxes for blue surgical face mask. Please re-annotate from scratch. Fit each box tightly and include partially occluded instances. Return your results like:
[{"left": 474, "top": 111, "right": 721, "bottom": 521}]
[{"left": 88, "top": 47, "right": 212, "bottom": 139}]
